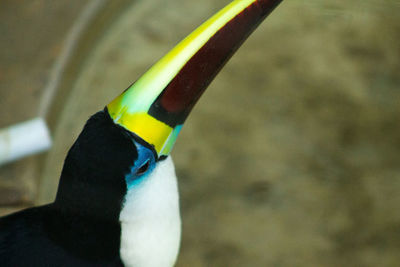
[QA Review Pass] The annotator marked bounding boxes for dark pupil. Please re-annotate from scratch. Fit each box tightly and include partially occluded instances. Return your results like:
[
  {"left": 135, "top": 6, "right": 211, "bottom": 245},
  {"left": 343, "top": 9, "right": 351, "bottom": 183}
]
[{"left": 137, "top": 160, "right": 150, "bottom": 175}]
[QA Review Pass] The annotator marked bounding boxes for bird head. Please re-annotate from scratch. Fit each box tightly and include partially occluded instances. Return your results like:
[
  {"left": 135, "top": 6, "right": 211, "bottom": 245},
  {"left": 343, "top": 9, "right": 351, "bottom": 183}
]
[{"left": 55, "top": 0, "right": 282, "bottom": 219}]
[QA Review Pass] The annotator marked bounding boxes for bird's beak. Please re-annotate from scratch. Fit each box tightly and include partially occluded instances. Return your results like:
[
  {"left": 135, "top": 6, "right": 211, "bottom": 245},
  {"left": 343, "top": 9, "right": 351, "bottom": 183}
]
[{"left": 107, "top": 0, "right": 282, "bottom": 159}]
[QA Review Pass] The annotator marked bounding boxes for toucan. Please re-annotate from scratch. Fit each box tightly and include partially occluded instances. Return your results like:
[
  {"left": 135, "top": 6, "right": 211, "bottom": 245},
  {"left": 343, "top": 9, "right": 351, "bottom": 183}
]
[{"left": 0, "top": 0, "right": 282, "bottom": 266}]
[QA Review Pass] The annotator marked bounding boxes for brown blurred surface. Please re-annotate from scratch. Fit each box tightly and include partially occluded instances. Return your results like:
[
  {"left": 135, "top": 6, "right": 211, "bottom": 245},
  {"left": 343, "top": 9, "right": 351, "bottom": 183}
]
[
  {"left": 0, "top": 0, "right": 90, "bottom": 127},
  {"left": 0, "top": 0, "right": 131, "bottom": 214},
  {"left": 0, "top": 0, "right": 90, "bottom": 212},
  {"left": 1, "top": 0, "right": 400, "bottom": 266}
]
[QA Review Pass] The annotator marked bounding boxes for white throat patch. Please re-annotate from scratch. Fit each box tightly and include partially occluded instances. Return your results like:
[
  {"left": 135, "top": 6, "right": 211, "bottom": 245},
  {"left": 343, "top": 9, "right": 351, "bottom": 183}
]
[{"left": 119, "top": 156, "right": 181, "bottom": 267}]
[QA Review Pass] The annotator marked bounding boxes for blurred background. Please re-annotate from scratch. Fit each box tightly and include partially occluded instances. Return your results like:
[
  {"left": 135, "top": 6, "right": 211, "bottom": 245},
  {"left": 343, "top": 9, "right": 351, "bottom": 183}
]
[{"left": 1, "top": 0, "right": 399, "bottom": 266}]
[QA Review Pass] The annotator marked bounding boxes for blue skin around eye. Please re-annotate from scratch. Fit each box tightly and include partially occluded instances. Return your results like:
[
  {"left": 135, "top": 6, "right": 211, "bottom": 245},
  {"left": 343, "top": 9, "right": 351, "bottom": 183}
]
[{"left": 125, "top": 141, "right": 156, "bottom": 189}]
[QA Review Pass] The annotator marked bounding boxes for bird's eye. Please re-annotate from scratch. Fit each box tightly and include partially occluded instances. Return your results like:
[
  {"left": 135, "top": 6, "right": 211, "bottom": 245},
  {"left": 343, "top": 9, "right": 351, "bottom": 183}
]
[{"left": 136, "top": 160, "right": 150, "bottom": 176}]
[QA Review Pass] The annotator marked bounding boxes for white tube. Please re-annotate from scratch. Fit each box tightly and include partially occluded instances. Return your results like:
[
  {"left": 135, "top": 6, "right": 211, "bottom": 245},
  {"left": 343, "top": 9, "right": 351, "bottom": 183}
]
[{"left": 0, "top": 117, "right": 52, "bottom": 166}]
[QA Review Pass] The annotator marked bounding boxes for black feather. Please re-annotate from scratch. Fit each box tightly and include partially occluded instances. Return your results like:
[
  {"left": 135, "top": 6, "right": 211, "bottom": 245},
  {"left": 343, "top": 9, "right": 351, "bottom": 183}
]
[{"left": 0, "top": 110, "right": 137, "bottom": 266}]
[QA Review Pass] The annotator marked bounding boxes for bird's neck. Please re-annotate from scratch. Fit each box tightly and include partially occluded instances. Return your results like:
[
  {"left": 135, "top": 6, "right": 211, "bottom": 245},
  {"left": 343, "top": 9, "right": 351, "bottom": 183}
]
[
  {"left": 119, "top": 156, "right": 181, "bottom": 267},
  {"left": 54, "top": 137, "right": 129, "bottom": 221},
  {"left": 54, "top": 110, "right": 136, "bottom": 222}
]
